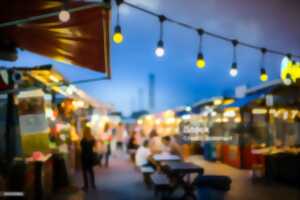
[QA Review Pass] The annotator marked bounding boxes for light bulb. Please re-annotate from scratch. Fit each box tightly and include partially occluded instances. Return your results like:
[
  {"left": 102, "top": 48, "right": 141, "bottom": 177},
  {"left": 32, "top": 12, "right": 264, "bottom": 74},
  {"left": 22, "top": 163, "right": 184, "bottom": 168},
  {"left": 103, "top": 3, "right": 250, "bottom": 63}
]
[
  {"left": 58, "top": 10, "right": 70, "bottom": 22},
  {"left": 230, "top": 62, "right": 238, "bottom": 77},
  {"left": 196, "top": 53, "right": 206, "bottom": 68},
  {"left": 185, "top": 106, "right": 192, "bottom": 112},
  {"left": 260, "top": 68, "right": 268, "bottom": 82},
  {"left": 283, "top": 74, "right": 292, "bottom": 86},
  {"left": 113, "top": 25, "right": 123, "bottom": 44},
  {"left": 155, "top": 40, "right": 165, "bottom": 57}
]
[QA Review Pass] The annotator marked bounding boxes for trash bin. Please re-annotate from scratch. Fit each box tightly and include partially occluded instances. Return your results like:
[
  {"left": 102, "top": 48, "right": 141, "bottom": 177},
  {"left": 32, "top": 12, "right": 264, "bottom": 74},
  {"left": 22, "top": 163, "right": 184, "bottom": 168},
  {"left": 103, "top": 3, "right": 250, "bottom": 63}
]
[{"left": 203, "top": 142, "right": 216, "bottom": 161}]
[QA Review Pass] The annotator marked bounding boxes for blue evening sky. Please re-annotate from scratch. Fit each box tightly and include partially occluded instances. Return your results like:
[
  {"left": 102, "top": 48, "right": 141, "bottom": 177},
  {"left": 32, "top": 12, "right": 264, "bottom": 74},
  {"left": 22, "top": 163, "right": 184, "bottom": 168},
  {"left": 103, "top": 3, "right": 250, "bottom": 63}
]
[{"left": 1, "top": 0, "right": 300, "bottom": 115}]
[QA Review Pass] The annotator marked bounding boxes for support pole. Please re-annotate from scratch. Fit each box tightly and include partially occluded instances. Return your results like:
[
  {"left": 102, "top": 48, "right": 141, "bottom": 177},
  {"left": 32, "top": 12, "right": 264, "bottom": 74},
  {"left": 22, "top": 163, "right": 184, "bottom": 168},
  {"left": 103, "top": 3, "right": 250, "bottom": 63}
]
[{"left": 5, "top": 69, "right": 15, "bottom": 162}]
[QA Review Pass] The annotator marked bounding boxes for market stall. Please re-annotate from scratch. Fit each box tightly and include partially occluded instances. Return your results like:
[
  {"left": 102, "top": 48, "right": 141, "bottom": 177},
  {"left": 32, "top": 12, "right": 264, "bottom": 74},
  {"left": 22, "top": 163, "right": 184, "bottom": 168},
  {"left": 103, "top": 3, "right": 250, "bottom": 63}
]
[{"left": 0, "top": 66, "right": 112, "bottom": 199}]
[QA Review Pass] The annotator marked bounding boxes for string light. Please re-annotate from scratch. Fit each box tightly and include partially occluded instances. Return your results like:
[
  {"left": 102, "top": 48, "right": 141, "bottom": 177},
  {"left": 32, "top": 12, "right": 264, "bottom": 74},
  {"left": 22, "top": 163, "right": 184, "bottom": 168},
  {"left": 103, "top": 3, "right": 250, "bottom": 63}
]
[
  {"left": 155, "top": 40, "right": 164, "bottom": 57},
  {"left": 283, "top": 73, "right": 292, "bottom": 86},
  {"left": 113, "top": 0, "right": 124, "bottom": 44},
  {"left": 59, "top": 10, "right": 70, "bottom": 22},
  {"left": 229, "top": 40, "right": 238, "bottom": 77},
  {"left": 155, "top": 15, "right": 166, "bottom": 57},
  {"left": 110, "top": 1, "right": 300, "bottom": 82},
  {"left": 260, "top": 48, "right": 268, "bottom": 82},
  {"left": 196, "top": 28, "right": 206, "bottom": 68},
  {"left": 260, "top": 68, "right": 268, "bottom": 82},
  {"left": 58, "top": 1, "right": 70, "bottom": 22}
]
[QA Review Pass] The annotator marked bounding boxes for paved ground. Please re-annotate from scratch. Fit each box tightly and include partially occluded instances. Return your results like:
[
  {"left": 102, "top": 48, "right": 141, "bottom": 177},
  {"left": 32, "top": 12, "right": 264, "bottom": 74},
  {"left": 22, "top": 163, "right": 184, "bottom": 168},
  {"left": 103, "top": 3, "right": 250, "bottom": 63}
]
[
  {"left": 75, "top": 155, "right": 155, "bottom": 200},
  {"left": 189, "top": 156, "right": 300, "bottom": 200},
  {"left": 74, "top": 155, "right": 300, "bottom": 200}
]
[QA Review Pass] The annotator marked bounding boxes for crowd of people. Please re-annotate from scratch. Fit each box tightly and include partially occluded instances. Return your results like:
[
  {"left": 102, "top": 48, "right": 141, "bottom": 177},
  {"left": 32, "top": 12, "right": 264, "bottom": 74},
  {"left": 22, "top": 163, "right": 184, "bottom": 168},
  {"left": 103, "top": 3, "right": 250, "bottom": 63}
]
[
  {"left": 79, "top": 121, "right": 182, "bottom": 191},
  {"left": 129, "top": 129, "right": 182, "bottom": 168}
]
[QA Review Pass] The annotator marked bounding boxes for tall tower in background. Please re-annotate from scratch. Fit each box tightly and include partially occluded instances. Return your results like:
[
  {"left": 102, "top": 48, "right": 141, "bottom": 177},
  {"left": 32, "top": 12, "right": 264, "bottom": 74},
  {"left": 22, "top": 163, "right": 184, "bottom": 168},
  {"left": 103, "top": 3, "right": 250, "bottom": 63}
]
[
  {"left": 138, "top": 88, "right": 144, "bottom": 110},
  {"left": 148, "top": 73, "right": 155, "bottom": 112}
]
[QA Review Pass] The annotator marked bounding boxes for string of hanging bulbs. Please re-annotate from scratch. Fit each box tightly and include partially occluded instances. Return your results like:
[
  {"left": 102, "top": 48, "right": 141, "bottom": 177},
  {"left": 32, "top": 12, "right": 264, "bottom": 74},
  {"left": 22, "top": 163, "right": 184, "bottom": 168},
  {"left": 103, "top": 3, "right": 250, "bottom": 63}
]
[{"left": 112, "top": 0, "right": 300, "bottom": 83}]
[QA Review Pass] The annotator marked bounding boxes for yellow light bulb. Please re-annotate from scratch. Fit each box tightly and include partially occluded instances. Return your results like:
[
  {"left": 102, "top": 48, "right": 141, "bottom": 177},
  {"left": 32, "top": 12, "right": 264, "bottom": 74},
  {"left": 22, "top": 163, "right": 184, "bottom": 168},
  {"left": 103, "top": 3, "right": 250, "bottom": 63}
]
[
  {"left": 113, "top": 25, "right": 123, "bottom": 44},
  {"left": 113, "top": 32, "right": 123, "bottom": 44},
  {"left": 196, "top": 53, "right": 205, "bottom": 68},
  {"left": 260, "top": 73, "right": 268, "bottom": 82},
  {"left": 260, "top": 68, "right": 268, "bottom": 82},
  {"left": 196, "top": 58, "right": 206, "bottom": 68}
]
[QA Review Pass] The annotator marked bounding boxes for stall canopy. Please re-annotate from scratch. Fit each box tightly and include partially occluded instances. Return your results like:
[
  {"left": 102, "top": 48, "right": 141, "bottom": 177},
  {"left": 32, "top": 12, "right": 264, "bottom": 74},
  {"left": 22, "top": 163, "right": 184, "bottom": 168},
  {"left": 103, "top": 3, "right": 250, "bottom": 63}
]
[
  {"left": 0, "top": 0, "right": 110, "bottom": 75},
  {"left": 219, "top": 94, "right": 263, "bottom": 109},
  {"left": 27, "top": 66, "right": 113, "bottom": 113},
  {"left": 191, "top": 96, "right": 234, "bottom": 113},
  {"left": 220, "top": 80, "right": 283, "bottom": 109}
]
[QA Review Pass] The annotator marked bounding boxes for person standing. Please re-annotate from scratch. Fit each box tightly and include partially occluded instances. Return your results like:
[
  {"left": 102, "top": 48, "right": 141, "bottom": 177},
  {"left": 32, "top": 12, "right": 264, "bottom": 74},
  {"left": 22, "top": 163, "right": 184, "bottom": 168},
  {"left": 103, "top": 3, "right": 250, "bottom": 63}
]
[
  {"left": 80, "top": 125, "right": 96, "bottom": 190},
  {"left": 127, "top": 130, "right": 139, "bottom": 162},
  {"left": 100, "top": 123, "right": 112, "bottom": 167}
]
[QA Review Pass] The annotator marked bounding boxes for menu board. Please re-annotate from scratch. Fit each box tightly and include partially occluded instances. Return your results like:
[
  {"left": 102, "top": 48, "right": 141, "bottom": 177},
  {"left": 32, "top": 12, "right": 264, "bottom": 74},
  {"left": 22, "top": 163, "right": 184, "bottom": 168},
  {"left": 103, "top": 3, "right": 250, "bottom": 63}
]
[{"left": 18, "top": 89, "right": 50, "bottom": 155}]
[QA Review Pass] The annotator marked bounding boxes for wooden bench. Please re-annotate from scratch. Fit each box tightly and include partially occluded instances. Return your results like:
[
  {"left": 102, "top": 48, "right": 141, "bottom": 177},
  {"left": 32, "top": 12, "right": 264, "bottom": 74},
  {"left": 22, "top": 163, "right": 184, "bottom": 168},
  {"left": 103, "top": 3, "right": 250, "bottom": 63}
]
[
  {"left": 140, "top": 166, "right": 155, "bottom": 186},
  {"left": 150, "top": 173, "right": 171, "bottom": 199},
  {"left": 140, "top": 166, "right": 155, "bottom": 173}
]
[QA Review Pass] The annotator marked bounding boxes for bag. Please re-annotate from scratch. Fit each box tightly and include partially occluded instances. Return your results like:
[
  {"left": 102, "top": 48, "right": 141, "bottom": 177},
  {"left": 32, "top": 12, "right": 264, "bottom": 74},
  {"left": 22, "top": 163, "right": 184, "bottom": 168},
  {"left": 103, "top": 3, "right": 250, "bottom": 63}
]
[{"left": 92, "top": 152, "right": 100, "bottom": 166}]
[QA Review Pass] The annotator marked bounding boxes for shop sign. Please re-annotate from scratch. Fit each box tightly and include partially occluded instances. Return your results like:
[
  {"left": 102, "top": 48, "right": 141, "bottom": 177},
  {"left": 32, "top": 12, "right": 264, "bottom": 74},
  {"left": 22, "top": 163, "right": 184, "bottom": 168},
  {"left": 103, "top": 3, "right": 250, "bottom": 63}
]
[{"left": 180, "top": 121, "right": 232, "bottom": 142}]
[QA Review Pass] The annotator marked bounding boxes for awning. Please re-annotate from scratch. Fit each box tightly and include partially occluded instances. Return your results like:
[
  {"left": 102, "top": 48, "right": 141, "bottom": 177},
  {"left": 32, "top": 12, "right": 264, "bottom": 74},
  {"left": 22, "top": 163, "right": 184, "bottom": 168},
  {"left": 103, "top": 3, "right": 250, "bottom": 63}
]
[
  {"left": 0, "top": 0, "right": 110, "bottom": 75},
  {"left": 219, "top": 94, "right": 263, "bottom": 109},
  {"left": 28, "top": 67, "right": 113, "bottom": 114}
]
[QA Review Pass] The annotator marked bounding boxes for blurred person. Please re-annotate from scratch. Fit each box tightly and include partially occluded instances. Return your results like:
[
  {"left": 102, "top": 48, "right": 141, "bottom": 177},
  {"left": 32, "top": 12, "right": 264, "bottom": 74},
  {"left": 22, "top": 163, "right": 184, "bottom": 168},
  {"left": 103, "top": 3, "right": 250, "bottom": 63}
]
[
  {"left": 149, "top": 129, "right": 163, "bottom": 154},
  {"left": 116, "top": 122, "right": 127, "bottom": 153},
  {"left": 100, "top": 123, "right": 112, "bottom": 167},
  {"left": 136, "top": 129, "right": 147, "bottom": 146},
  {"left": 80, "top": 125, "right": 96, "bottom": 190},
  {"left": 135, "top": 140, "right": 151, "bottom": 167},
  {"left": 161, "top": 136, "right": 182, "bottom": 157},
  {"left": 127, "top": 130, "right": 139, "bottom": 162}
]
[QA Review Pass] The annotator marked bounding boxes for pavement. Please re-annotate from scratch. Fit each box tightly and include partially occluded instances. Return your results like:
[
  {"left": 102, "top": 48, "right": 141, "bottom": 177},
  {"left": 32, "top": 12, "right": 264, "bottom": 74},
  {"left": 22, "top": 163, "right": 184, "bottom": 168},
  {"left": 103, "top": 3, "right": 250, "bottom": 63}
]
[
  {"left": 188, "top": 155, "right": 300, "bottom": 200},
  {"left": 75, "top": 154, "right": 155, "bottom": 200},
  {"left": 71, "top": 154, "right": 300, "bottom": 200}
]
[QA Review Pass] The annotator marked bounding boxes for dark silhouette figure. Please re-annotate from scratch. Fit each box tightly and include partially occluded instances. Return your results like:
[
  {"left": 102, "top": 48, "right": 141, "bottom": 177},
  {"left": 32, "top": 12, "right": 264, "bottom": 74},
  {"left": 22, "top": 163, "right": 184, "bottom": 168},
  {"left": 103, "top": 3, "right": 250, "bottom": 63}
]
[{"left": 80, "top": 125, "right": 96, "bottom": 190}]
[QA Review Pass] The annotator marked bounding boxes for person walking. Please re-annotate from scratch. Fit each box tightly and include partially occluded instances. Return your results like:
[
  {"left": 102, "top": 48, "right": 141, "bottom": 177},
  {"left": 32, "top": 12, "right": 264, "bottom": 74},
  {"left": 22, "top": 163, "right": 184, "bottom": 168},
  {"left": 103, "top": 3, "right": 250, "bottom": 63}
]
[
  {"left": 116, "top": 123, "right": 126, "bottom": 152},
  {"left": 80, "top": 125, "right": 96, "bottom": 191}
]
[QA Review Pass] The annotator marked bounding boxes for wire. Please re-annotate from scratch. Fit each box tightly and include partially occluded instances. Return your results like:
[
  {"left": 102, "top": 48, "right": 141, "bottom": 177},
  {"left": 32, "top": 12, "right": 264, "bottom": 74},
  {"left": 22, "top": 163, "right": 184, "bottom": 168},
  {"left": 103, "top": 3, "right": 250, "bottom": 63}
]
[
  {"left": 0, "top": 3, "right": 108, "bottom": 28},
  {"left": 122, "top": 0, "right": 300, "bottom": 58}
]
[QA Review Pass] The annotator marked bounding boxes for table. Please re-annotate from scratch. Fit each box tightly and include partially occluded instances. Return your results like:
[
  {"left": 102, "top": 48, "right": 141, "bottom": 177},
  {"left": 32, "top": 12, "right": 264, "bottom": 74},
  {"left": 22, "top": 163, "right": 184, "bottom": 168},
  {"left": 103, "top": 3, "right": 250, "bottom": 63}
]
[
  {"left": 153, "top": 154, "right": 181, "bottom": 162},
  {"left": 149, "top": 154, "right": 181, "bottom": 170},
  {"left": 165, "top": 162, "right": 203, "bottom": 174},
  {"left": 164, "top": 162, "right": 204, "bottom": 199}
]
